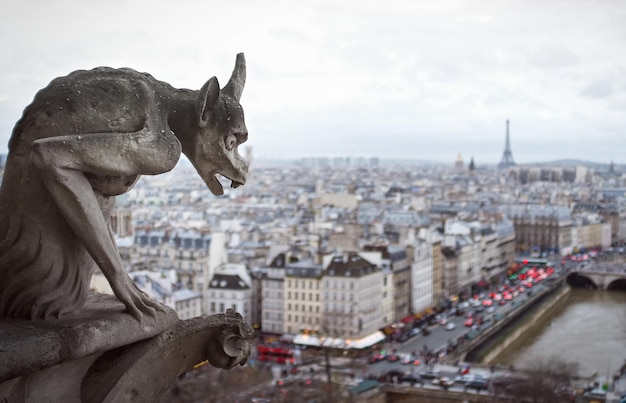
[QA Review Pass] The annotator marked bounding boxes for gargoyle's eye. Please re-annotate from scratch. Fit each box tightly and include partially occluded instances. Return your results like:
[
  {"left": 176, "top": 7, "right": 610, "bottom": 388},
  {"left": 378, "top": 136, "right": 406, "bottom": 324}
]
[{"left": 225, "top": 134, "right": 237, "bottom": 151}]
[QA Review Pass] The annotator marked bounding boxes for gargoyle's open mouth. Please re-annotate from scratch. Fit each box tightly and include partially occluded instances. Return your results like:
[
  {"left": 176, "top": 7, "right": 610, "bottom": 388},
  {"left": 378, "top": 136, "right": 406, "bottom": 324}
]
[{"left": 207, "top": 174, "right": 245, "bottom": 196}]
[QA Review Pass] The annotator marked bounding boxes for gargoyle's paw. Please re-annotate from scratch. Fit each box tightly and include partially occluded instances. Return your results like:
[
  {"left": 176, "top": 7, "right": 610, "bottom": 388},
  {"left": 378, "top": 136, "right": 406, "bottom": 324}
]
[
  {"left": 133, "top": 294, "right": 157, "bottom": 319},
  {"left": 143, "top": 296, "right": 166, "bottom": 313},
  {"left": 126, "top": 302, "right": 144, "bottom": 323}
]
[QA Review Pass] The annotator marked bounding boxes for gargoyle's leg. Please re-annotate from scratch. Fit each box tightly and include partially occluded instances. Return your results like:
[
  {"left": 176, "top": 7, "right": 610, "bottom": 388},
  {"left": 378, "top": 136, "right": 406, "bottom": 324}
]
[{"left": 32, "top": 130, "right": 181, "bottom": 321}]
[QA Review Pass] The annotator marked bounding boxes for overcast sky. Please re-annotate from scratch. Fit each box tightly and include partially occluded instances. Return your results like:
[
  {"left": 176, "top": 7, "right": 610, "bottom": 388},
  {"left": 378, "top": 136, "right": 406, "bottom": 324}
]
[{"left": 1, "top": 0, "right": 625, "bottom": 164}]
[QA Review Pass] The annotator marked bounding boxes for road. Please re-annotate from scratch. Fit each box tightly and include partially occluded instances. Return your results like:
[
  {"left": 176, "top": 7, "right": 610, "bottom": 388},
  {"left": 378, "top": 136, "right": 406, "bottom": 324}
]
[{"left": 365, "top": 269, "right": 563, "bottom": 380}]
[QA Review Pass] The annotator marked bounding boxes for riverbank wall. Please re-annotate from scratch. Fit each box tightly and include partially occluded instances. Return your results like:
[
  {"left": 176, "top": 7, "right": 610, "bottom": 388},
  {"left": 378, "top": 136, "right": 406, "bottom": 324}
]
[
  {"left": 459, "top": 278, "right": 570, "bottom": 364},
  {"left": 477, "top": 284, "right": 570, "bottom": 364}
]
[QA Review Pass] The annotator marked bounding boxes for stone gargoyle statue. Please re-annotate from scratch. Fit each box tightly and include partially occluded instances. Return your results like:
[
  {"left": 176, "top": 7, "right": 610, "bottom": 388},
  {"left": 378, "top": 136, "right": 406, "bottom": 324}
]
[
  {"left": 0, "top": 54, "right": 249, "bottom": 322},
  {"left": 0, "top": 54, "right": 255, "bottom": 402}
]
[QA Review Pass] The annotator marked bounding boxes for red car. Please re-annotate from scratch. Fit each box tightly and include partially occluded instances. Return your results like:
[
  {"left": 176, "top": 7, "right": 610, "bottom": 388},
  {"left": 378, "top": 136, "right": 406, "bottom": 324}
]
[
  {"left": 369, "top": 353, "right": 385, "bottom": 364},
  {"left": 464, "top": 317, "right": 473, "bottom": 327}
]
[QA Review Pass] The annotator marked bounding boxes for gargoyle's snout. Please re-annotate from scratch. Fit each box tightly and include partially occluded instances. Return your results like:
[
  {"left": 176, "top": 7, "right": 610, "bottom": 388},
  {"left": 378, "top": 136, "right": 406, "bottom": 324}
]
[{"left": 231, "top": 180, "right": 244, "bottom": 189}]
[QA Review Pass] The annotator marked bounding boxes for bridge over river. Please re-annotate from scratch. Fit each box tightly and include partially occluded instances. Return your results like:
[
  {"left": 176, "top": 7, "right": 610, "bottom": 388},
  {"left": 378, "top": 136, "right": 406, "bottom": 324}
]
[{"left": 566, "top": 263, "right": 626, "bottom": 290}]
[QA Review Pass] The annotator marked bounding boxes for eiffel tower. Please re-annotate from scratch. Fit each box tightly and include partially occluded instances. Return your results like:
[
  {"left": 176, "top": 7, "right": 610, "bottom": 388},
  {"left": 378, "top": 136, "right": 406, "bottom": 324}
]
[{"left": 498, "top": 119, "right": 516, "bottom": 168}]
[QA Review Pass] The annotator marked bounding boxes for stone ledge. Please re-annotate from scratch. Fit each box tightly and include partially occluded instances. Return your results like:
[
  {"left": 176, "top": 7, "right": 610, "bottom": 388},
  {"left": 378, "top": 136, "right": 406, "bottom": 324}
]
[{"left": 0, "top": 292, "right": 179, "bottom": 383}]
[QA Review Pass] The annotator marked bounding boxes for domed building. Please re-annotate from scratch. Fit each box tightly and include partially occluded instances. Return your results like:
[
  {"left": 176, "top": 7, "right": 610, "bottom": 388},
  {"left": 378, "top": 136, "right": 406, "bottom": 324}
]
[{"left": 454, "top": 153, "right": 464, "bottom": 172}]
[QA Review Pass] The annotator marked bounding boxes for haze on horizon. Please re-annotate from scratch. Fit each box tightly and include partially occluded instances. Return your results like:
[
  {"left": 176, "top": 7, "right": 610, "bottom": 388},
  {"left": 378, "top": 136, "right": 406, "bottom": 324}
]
[{"left": 1, "top": 0, "right": 624, "bottom": 164}]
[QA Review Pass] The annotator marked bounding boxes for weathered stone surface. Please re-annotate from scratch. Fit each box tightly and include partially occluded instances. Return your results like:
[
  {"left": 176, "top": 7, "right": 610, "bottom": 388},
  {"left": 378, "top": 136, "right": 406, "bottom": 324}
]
[
  {"left": 0, "top": 292, "right": 179, "bottom": 383},
  {"left": 0, "top": 308, "right": 254, "bottom": 403},
  {"left": 0, "top": 54, "right": 254, "bottom": 403},
  {"left": 82, "top": 310, "right": 254, "bottom": 403},
  {"left": 0, "top": 54, "right": 249, "bottom": 323}
]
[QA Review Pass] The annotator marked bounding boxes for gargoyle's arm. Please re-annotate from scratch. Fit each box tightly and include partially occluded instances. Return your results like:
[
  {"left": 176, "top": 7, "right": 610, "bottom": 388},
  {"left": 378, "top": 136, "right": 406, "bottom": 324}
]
[{"left": 31, "top": 129, "right": 181, "bottom": 321}]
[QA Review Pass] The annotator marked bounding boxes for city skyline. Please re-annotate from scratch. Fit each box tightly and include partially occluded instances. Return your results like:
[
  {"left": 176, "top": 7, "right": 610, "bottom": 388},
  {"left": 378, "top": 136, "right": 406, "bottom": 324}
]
[{"left": 1, "top": 0, "right": 625, "bottom": 163}]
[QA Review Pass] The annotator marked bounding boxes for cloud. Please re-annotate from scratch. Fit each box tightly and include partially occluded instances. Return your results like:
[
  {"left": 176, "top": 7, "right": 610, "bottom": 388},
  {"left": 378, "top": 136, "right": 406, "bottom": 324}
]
[{"left": 0, "top": 0, "right": 625, "bottom": 163}]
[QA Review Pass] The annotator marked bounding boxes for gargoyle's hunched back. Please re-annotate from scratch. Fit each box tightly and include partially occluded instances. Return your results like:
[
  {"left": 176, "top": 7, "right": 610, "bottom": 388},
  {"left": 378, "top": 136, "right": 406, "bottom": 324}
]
[{"left": 0, "top": 54, "right": 249, "bottom": 320}]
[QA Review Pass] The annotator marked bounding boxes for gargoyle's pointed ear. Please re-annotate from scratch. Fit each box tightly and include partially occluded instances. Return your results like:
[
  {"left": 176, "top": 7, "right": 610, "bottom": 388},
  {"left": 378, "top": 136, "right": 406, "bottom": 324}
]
[
  {"left": 223, "top": 53, "right": 246, "bottom": 101},
  {"left": 196, "top": 76, "right": 220, "bottom": 128}
]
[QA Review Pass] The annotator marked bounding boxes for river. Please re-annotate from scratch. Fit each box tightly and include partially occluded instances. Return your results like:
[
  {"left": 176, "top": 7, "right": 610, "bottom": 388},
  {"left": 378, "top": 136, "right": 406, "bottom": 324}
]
[{"left": 489, "top": 288, "right": 626, "bottom": 378}]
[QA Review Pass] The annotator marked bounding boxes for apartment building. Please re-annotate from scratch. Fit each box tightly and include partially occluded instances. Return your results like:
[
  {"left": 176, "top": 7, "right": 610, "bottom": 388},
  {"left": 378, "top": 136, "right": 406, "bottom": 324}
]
[
  {"left": 322, "top": 254, "right": 384, "bottom": 339},
  {"left": 407, "top": 239, "right": 434, "bottom": 313},
  {"left": 283, "top": 261, "right": 323, "bottom": 335},
  {"left": 260, "top": 255, "right": 287, "bottom": 334},
  {"left": 363, "top": 244, "right": 411, "bottom": 322},
  {"left": 207, "top": 268, "right": 252, "bottom": 324},
  {"left": 507, "top": 204, "right": 573, "bottom": 253}
]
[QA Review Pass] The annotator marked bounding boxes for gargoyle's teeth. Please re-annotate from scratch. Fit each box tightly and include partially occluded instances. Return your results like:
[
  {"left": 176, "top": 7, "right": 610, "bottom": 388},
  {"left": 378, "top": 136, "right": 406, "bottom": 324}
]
[{"left": 231, "top": 180, "right": 243, "bottom": 188}]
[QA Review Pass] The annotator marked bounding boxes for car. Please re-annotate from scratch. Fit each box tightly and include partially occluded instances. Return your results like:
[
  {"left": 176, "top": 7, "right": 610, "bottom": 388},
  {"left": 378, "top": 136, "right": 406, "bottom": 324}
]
[
  {"left": 384, "top": 368, "right": 406, "bottom": 382},
  {"left": 465, "top": 378, "right": 489, "bottom": 391},
  {"left": 410, "top": 327, "right": 421, "bottom": 336},
  {"left": 584, "top": 388, "right": 607, "bottom": 399},
  {"left": 464, "top": 317, "right": 473, "bottom": 327},
  {"left": 421, "top": 370, "right": 441, "bottom": 380},
  {"left": 402, "top": 373, "right": 422, "bottom": 386},
  {"left": 482, "top": 299, "right": 493, "bottom": 306},
  {"left": 432, "top": 377, "right": 454, "bottom": 389},
  {"left": 486, "top": 306, "right": 496, "bottom": 313},
  {"left": 368, "top": 353, "right": 385, "bottom": 364},
  {"left": 445, "top": 322, "right": 456, "bottom": 331},
  {"left": 499, "top": 299, "right": 506, "bottom": 306},
  {"left": 455, "top": 374, "right": 474, "bottom": 383},
  {"left": 386, "top": 354, "right": 400, "bottom": 362}
]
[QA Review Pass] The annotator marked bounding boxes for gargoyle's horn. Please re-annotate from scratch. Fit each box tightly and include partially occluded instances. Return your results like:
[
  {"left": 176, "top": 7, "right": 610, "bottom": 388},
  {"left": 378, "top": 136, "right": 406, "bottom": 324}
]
[{"left": 224, "top": 53, "right": 246, "bottom": 101}]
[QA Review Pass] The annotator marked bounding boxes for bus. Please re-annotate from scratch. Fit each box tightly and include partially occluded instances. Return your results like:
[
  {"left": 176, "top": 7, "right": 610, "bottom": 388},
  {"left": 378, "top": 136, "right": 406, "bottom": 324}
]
[
  {"left": 256, "top": 345, "right": 295, "bottom": 364},
  {"left": 510, "top": 257, "right": 554, "bottom": 282},
  {"left": 515, "top": 257, "right": 549, "bottom": 267}
]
